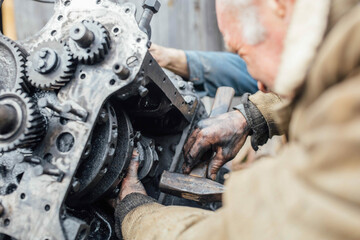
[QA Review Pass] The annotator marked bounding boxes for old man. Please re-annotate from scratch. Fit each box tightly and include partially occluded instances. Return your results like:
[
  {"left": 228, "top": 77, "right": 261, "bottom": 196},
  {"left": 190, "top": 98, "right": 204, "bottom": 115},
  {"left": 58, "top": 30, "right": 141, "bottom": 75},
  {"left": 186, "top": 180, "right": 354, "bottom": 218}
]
[{"left": 115, "top": 0, "right": 360, "bottom": 239}]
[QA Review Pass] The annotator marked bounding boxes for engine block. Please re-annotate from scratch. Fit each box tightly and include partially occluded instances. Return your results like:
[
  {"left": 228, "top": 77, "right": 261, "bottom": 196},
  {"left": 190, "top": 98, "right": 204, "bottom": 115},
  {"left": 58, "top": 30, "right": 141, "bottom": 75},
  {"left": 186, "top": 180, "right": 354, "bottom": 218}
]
[{"left": 0, "top": 0, "right": 206, "bottom": 239}]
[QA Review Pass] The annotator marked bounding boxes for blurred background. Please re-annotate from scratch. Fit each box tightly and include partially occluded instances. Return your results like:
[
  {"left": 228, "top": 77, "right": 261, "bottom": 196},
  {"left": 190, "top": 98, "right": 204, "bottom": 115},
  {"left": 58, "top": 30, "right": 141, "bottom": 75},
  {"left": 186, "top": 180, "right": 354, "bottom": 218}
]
[{"left": 1, "top": 0, "right": 225, "bottom": 51}]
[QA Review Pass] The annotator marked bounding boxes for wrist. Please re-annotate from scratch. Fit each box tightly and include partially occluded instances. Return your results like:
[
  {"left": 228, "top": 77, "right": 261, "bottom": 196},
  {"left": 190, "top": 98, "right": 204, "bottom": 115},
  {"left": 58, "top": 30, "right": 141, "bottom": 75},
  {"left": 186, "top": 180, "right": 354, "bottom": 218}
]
[
  {"left": 233, "top": 110, "right": 251, "bottom": 136},
  {"left": 233, "top": 93, "right": 270, "bottom": 151},
  {"left": 166, "top": 49, "right": 189, "bottom": 78}
]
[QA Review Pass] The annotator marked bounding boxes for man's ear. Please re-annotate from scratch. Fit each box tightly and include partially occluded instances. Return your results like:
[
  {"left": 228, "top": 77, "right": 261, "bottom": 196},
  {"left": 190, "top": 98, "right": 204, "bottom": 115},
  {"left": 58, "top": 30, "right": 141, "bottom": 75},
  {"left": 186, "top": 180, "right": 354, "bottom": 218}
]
[{"left": 269, "top": 0, "right": 287, "bottom": 18}]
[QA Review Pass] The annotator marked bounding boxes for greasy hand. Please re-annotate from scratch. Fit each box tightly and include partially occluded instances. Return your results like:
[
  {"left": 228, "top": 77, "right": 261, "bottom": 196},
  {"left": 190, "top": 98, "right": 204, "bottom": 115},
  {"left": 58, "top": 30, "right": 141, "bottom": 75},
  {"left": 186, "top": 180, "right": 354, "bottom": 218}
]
[
  {"left": 119, "top": 150, "right": 147, "bottom": 201},
  {"left": 183, "top": 111, "right": 250, "bottom": 180}
]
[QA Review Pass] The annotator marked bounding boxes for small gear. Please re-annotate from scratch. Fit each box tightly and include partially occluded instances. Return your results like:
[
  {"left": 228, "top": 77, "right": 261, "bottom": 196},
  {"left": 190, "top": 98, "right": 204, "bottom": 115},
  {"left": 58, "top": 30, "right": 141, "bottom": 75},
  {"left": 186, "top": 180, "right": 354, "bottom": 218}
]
[
  {"left": 25, "top": 40, "right": 77, "bottom": 90},
  {"left": 0, "top": 35, "right": 28, "bottom": 91},
  {"left": 0, "top": 89, "right": 45, "bottom": 152},
  {"left": 68, "top": 20, "right": 111, "bottom": 65}
]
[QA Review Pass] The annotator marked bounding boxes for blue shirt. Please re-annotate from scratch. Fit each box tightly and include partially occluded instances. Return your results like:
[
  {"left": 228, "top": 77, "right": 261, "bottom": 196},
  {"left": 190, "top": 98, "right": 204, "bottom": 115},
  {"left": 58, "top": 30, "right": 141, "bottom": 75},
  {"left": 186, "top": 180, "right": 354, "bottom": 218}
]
[{"left": 185, "top": 51, "right": 258, "bottom": 97}]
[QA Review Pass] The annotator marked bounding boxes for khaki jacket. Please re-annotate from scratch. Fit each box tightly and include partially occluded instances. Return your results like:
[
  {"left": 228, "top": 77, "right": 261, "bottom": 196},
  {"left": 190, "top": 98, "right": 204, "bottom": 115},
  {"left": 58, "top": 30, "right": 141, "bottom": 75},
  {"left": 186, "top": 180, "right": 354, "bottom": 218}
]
[{"left": 120, "top": 0, "right": 360, "bottom": 239}]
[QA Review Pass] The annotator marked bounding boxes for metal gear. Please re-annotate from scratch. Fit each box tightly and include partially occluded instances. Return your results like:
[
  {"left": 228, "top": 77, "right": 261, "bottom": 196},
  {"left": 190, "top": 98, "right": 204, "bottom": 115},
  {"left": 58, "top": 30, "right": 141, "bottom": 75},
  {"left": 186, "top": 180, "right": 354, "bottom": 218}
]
[
  {"left": 0, "top": 35, "right": 28, "bottom": 91},
  {"left": 0, "top": 89, "right": 45, "bottom": 152},
  {"left": 68, "top": 20, "right": 111, "bottom": 65},
  {"left": 25, "top": 41, "right": 77, "bottom": 90}
]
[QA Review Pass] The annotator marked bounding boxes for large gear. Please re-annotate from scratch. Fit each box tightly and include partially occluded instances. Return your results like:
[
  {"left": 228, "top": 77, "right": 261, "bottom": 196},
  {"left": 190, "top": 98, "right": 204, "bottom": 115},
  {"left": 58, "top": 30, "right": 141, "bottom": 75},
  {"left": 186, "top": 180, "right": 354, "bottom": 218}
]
[
  {"left": 68, "top": 20, "right": 111, "bottom": 65},
  {"left": 0, "top": 89, "right": 45, "bottom": 152},
  {"left": 25, "top": 40, "right": 77, "bottom": 90},
  {"left": 0, "top": 35, "right": 28, "bottom": 91}
]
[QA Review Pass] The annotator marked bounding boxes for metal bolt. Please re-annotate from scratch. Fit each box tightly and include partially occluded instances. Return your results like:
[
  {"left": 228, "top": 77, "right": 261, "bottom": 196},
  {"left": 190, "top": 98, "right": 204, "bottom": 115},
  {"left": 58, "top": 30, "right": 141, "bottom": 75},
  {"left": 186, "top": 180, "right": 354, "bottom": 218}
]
[
  {"left": 37, "top": 60, "right": 46, "bottom": 69},
  {"left": 184, "top": 96, "right": 194, "bottom": 105},
  {"left": 113, "top": 63, "right": 130, "bottom": 80},
  {"left": 156, "top": 145, "right": 163, "bottom": 153},
  {"left": 70, "top": 22, "right": 95, "bottom": 48},
  {"left": 178, "top": 81, "right": 186, "bottom": 90},
  {"left": 138, "top": 86, "right": 149, "bottom": 98},
  {"left": 39, "top": 49, "right": 48, "bottom": 58},
  {"left": 98, "top": 108, "right": 109, "bottom": 124},
  {"left": 34, "top": 48, "right": 58, "bottom": 74},
  {"left": 143, "top": 0, "right": 161, "bottom": 13},
  {"left": 24, "top": 156, "right": 42, "bottom": 164},
  {"left": 71, "top": 179, "right": 81, "bottom": 193}
]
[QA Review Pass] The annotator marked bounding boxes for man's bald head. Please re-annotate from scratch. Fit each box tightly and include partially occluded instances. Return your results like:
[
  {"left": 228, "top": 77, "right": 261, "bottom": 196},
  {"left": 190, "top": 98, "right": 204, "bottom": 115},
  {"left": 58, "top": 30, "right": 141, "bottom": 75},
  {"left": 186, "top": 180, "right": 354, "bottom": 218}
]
[
  {"left": 218, "top": 0, "right": 265, "bottom": 45},
  {"left": 216, "top": 0, "right": 296, "bottom": 91}
]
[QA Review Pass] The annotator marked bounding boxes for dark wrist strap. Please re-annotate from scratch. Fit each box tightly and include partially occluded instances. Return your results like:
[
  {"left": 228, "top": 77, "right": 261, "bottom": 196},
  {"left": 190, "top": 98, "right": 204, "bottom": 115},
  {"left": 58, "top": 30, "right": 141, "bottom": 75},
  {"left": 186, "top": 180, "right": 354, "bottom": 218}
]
[{"left": 234, "top": 93, "right": 269, "bottom": 151}]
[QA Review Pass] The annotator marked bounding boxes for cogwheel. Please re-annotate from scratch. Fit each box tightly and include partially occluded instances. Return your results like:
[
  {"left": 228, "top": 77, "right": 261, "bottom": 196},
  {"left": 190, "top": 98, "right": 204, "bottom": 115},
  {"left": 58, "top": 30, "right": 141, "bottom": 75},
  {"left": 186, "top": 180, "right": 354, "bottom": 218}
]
[
  {"left": 0, "top": 35, "right": 29, "bottom": 92},
  {"left": 0, "top": 89, "right": 46, "bottom": 153},
  {"left": 25, "top": 40, "right": 77, "bottom": 90},
  {"left": 68, "top": 20, "right": 111, "bottom": 65}
]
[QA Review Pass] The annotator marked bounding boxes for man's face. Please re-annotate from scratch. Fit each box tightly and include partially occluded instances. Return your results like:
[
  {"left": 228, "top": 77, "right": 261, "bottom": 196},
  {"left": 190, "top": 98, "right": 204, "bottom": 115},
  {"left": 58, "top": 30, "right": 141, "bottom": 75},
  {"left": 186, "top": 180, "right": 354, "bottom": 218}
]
[{"left": 216, "top": 0, "right": 294, "bottom": 92}]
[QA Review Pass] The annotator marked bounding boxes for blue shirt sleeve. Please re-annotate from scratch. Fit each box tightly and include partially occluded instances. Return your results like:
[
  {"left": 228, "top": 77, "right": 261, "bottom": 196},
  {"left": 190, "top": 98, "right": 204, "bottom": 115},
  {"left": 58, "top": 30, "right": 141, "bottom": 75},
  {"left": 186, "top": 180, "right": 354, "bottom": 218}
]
[{"left": 184, "top": 51, "right": 258, "bottom": 97}]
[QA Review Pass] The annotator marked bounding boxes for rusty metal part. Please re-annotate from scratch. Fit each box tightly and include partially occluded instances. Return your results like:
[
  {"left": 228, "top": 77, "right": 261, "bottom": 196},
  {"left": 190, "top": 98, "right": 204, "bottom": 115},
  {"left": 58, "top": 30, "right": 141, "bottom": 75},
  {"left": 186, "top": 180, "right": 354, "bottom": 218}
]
[{"left": 159, "top": 87, "right": 235, "bottom": 203}]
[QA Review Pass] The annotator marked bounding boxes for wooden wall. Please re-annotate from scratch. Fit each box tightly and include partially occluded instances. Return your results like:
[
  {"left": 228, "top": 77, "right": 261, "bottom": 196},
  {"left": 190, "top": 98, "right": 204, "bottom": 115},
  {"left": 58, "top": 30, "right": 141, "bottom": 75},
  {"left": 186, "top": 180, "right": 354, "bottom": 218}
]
[{"left": 13, "top": 0, "right": 224, "bottom": 51}]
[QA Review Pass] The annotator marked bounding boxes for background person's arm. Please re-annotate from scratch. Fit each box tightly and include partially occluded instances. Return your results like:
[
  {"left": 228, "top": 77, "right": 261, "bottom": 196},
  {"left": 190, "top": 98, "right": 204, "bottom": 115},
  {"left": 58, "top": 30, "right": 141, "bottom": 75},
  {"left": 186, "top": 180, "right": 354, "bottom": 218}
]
[{"left": 150, "top": 44, "right": 258, "bottom": 97}]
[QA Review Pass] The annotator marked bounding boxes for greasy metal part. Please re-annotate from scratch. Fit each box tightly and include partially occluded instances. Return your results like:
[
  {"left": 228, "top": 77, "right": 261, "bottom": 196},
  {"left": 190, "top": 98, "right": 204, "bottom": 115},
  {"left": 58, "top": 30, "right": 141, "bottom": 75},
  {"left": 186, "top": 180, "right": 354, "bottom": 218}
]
[
  {"left": 67, "top": 103, "right": 119, "bottom": 205},
  {"left": 68, "top": 20, "right": 110, "bottom": 65},
  {"left": 0, "top": 35, "right": 28, "bottom": 92},
  {"left": 113, "top": 63, "right": 130, "bottom": 80},
  {"left": 25, "top": 40, "right": 76, "bottom": 90},
  {"left": 138, "top": 0, "right": 161, "bottom": 40},
  {"left": 0, "top": 89, "right": 45, "bottom": 152},
  {"left": 160, "top": 171, "right": 225, "bottom": 202},
  {"left": 0, "top": 2, "right": 147, "bottom": 239},
  {"left": 69, "top": 22, "right": 95, "bottom": 48},
  {"left": 0, "top": 150, "right": 33, "bottom": 196},
  {"left": 136, "top": 135, "right": 159, "bottom": 180},
  {"left": 0, "top": 1, "right": 207, "bottom": 239}
]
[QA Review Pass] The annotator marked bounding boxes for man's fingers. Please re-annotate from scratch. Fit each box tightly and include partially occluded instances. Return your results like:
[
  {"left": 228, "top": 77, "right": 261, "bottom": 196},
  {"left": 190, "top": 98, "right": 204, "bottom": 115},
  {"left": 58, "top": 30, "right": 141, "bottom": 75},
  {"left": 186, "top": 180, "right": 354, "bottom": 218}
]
[
  {"left": 126, "top": 150, "right": 140, "bottom": 179},
  {"left": 207, "top": 149, "right": 225, "bottom": 180},
  {"left": 183, "top": 128, "right": 200, "bottom": 156},
  {"left": 184, "top": 137, "right": 212, "bottom": 174}
]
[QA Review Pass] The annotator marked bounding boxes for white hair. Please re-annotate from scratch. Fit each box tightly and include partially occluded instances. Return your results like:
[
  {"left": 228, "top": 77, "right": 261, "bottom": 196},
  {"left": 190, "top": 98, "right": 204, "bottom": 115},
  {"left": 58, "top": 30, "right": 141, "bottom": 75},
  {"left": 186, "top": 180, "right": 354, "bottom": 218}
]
[{"left": 223, "top": 0, "right": 266, "bottom": 45}]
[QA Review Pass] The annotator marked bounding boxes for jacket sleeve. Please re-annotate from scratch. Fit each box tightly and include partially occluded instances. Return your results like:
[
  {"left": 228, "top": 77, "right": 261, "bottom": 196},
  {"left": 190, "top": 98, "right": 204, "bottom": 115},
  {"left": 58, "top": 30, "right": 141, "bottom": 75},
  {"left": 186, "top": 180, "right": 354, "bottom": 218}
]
[
  {"left": 185, "top": 51, "right": 258, "bottom": 97},
  {"left": 118, "top": 76, "right": 360, "bottom": 240},
  {"left": 234, "top": 91, "right": 286, "bottom": 150},
  {"left": 248, "top": 91, "right": 286, "bottom": 137}
]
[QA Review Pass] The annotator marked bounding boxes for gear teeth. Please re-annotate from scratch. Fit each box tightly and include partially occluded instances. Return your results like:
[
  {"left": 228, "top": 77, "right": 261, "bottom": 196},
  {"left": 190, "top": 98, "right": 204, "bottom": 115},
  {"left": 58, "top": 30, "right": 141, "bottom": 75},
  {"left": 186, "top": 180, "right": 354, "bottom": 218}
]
[
  {"left": 0, "top": 35, "right": 30, "bottom": 92},
  {"left": 0, "top": 89, "right": 46, "bottom": 152},
  {"left": 69, "top": 20, "right": 111, "bottom": 65},
  {"left": 25, "top": 40, "right": 77, "bottom": 91}
]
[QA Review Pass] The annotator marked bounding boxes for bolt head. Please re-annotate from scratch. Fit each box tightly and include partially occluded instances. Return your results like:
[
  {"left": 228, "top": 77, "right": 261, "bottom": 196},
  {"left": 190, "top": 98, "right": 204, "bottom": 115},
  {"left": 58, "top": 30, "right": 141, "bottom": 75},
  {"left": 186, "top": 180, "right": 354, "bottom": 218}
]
[
  {"left": 143, "top": 0, "right": 161, "bottom": 13},
  {"left": 38, "top": 59, "right": 46, "bottom": 69},
  {"left": 72, "top": 180, "right": 80, "bottom": 192},
  {"left": 178, "top": 81, "right": 186, "bottom": 90},
  {"left": 184, "top": 96, "right": 194, "bottom": 105},
  {"left": 39, "top": 49, "right": 48, "bottom": 58}
]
